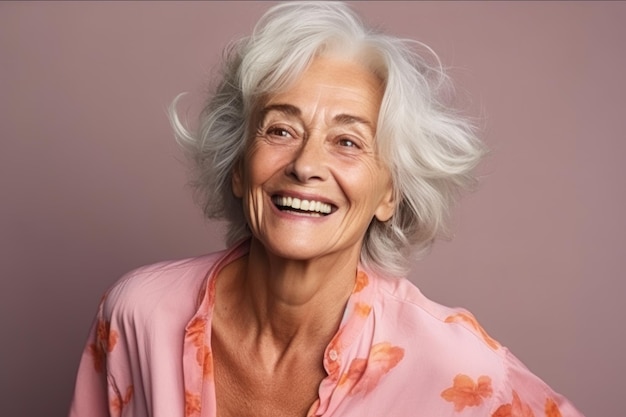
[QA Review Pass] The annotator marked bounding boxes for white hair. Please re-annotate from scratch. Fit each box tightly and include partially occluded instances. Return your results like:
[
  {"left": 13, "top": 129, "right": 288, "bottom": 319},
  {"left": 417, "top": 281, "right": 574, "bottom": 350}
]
[{"left": 170, "top": 1, "right": 485, "bottom": 277}]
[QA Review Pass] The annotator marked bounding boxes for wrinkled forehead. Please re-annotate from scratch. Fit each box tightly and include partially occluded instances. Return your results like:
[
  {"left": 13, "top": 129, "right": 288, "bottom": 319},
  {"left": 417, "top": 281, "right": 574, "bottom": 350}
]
[{"left": 250, "top": 47, "right": 387, "bottom": 120}]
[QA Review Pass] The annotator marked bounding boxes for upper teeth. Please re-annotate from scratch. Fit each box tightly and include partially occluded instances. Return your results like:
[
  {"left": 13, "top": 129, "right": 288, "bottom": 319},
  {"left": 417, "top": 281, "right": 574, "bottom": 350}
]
[{"left": 274, "top": 196, "right": 332, "bottom": 214}]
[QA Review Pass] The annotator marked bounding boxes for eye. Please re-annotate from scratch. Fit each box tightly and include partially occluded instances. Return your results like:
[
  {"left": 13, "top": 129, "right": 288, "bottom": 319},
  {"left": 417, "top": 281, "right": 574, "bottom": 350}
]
[
  {"left": 338, "top": 138, "right": 359, "bottom": 148},
  {"left": 266, "top": 126, "right": 293, "bottom": 138}
]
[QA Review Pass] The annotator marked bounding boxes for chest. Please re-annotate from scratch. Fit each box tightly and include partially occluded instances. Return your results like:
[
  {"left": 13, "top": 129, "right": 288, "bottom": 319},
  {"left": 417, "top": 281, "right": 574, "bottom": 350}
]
[{"left": 211, "top": 336, "right": 327, "bottom": 417}]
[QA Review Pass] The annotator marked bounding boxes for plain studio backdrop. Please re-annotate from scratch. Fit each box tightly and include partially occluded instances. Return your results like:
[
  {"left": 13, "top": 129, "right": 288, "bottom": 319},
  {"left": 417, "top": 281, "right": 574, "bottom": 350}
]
[{"left": 1, "top": 2, "right": 624, "bottom": 416}]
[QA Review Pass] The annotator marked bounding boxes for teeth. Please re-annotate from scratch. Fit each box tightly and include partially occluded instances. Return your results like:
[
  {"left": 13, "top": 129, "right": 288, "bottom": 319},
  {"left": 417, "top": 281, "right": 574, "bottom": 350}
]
[{"left": 273, "top": 196, "right": 332, "bottom": 214}]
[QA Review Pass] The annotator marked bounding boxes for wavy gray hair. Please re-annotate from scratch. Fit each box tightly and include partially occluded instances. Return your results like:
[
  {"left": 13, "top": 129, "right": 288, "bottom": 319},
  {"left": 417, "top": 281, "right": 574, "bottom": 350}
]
[{"left": 170, "top": 1, "right": 485, "bottom": 277}]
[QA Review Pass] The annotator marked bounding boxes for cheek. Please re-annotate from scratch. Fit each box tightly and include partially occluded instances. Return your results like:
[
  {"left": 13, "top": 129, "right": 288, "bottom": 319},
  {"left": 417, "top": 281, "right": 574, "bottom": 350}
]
[
  {"left": 355, "top": 162, "right": 390, "bottom": 194},
  {"left": 246, "top": 144, "right": 294, "bottom": 184},
  {"left": 246, "top": 156, "right": 274, "bottom": 188},
  {"left": 337, "top": 168, "right": 377, "bottom": 202},
  {"left": 348, "top": 163, "right": 393, "bottom": 213}
]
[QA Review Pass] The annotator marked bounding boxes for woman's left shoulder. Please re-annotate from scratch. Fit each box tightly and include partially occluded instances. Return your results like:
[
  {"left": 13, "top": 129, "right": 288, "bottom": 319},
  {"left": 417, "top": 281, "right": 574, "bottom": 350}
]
[
  {"left": 372, "top": 273, "right": 503, "bottom": 354},
  {"left": 367, "top": 273, "right": 585, "bottom": 416}
]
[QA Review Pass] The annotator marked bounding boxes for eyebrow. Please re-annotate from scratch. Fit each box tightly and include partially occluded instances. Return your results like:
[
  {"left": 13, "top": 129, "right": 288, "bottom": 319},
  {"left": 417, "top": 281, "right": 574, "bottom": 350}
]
[
  {"left": 259, "top": 103, "right": 301, "bottom": 120},
  {"left": 259, "top": 103, "right": 376, "bottom": 134}
]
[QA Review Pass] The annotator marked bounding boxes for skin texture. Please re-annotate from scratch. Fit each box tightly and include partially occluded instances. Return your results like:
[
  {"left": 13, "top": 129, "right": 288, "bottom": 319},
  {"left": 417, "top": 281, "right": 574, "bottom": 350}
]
[{"left": 211, "top": 57, "right": 395, "bottom": 417}]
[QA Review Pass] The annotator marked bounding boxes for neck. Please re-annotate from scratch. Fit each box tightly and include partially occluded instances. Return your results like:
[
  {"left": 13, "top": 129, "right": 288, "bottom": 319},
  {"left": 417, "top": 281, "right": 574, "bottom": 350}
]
[{"left": 222, "top": 237, "right": 359, "bottom": 352}]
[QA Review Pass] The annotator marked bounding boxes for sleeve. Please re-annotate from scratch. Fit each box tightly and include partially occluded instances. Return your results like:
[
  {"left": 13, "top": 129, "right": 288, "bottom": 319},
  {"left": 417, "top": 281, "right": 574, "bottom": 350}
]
[
  {"left": 68, "top": 297, "right": 128, "bottom": 417},
  {"left": 490, "top": 348, "right": 585, "bottom": 417}
]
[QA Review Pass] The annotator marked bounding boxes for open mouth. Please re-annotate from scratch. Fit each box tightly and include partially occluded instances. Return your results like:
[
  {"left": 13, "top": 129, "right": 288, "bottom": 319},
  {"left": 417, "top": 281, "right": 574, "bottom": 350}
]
[{"left": 272, "top": 195, "right": 333, "bottom": 216}]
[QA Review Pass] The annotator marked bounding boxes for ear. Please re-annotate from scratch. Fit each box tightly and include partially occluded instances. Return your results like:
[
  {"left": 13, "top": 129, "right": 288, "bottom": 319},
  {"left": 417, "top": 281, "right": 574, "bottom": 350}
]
[
  {"left": 231, "top": 158, "right": 244, "bottom": 198},
  {"left": 374, "top": 183, "right": 395, "bottom": 222}
]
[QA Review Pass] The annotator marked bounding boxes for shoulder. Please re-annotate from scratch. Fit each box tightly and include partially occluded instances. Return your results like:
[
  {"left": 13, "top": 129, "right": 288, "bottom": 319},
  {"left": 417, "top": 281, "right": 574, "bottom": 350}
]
[
  {"left": 373, "top": 272, "right": 501, "bottom": 350},
  {"left": 101, "top": 250, "right": 225, "bottom": 320},
  {"left": 366, "top": 273, "right": 585, "bottom": 416},
  {"left": 368, "top": 272, "right": 508, "bottom": 395}
]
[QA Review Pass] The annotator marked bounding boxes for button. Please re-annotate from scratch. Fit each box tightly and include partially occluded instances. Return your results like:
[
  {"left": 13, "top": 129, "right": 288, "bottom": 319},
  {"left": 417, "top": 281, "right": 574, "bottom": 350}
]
[{"left": 329, "top": 349, "right": 338, "bottom": 361}]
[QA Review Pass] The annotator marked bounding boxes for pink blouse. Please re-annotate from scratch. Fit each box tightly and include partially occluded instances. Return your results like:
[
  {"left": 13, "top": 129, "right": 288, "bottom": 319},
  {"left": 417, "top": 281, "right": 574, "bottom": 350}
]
[{"left": 69, "top": 240, "right": 584, "bottom": 417}]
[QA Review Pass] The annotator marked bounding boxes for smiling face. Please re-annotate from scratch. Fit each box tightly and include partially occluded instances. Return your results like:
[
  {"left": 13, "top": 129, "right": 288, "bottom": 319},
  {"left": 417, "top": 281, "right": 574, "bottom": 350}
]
[{"left": 232, "top": 57, "right": 395, "bottom": 264}]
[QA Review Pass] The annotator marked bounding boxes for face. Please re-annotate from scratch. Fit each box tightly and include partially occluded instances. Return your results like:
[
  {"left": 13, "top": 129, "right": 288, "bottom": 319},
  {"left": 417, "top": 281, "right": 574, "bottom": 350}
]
[{"left": 233, "top": 57, "right": 395, "bottom": 264}]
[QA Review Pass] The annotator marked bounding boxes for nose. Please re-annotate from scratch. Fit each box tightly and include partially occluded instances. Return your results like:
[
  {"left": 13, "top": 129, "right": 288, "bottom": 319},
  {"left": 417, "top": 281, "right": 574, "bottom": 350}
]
[{"left": 285, "top": 134, "right": 328, "bottom": 183}]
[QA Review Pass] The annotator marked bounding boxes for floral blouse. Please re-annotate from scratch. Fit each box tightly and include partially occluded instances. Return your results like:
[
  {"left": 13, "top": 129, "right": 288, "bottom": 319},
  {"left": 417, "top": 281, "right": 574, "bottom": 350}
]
[{"left": 69, "top": 240, "right": 584, "bottom": 417}]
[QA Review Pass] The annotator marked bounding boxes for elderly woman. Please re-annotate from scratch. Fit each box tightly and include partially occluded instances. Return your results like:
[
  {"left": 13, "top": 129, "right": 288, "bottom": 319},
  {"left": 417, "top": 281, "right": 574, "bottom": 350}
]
[{"left": 69, "top": 2, "right": 583, "bottom": 417}]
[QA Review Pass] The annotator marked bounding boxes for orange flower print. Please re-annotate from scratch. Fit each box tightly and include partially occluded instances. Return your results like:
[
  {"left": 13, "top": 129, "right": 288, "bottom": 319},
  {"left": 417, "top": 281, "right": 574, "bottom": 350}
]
[
  {"left": 110, "top": 385, "right": 134, "bottom": 416},
  {"left": 206, "top": 276, "right": 217, "bottom": 308},
  {"left": 196, "top": 344, "right": 213, "bottom": 376},
  {"left": 545, "top": 398, "right": 562, "bottom": 417},
  {"left": 339, "top": 357, "right": 366, "bottom": 387},
  {"left": 492, "top": 390, "right": 535, "bottom": 417},
  {"left": 88, "top": 343, "right": 105, "bottom": 373},
  {"left": 445, "top": 312, "right": 500, "bottom": 350},
  {"left": 96, "top": 319, "right": 118, "bottom": 352},
  {"left": 89, "top": 319, "right": 118, "bottom": 372},
  {"left": 185, "top": 317, "right": 206, "bottom": 347},
  {"left": 186, "top": 318, "right": 213, "bottom": 378},
  {"left": 354, "top": 302, "right": 372, "bottom": 317},
  {"left": 96, "top": 320, "right": 107, "bottom": 344},
  {"left": 339, "top": 342, "right": 404, "bottom": 394},
  {"left": 441, "top": 374, "right": 493, "bottom": 412},
  {"left": 185, "top": 390, "right": 202, "bottom": 417},
  {"left": 354, "top": 271, "right": 369, "bottom": 293}
]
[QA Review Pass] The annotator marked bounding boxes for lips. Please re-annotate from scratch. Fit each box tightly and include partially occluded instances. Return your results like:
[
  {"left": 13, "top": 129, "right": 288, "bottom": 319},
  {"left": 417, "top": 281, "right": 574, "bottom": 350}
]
[{"left": 272, "top": 195, "right": 333, "bottom": 215}]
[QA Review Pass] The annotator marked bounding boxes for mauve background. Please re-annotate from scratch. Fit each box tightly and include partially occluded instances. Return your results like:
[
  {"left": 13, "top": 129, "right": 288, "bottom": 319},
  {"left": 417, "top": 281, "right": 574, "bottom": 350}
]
[{"left": 1, "top": 1, "right": 624, "bottom": 416}]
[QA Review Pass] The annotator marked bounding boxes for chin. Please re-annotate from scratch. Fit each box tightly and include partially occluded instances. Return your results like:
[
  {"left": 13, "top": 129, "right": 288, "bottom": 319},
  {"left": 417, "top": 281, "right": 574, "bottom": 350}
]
[
  {"left": 263, "top": 240, "right": 324, "bottom": 262},
  {"left": 254, "top": 234, "right": 360, "bottom": 266}
]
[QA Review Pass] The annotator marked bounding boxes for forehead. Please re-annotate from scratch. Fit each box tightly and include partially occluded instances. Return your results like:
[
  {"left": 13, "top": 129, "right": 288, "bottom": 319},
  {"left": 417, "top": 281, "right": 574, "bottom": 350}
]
[{"left": 260, "top": 57, "right": 384, "bottom": 122}]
